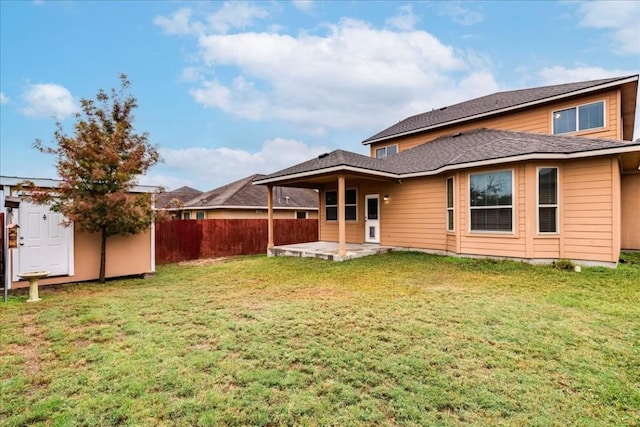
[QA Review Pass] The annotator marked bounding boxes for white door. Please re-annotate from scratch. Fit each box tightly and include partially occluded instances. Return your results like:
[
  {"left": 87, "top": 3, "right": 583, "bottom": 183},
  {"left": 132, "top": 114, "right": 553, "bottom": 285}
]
[
  {"left": 18, "top": 202, "right": 71, "bottom": 276},
  {"left": 365, "top": 195, "right": 380, "bottom": 243}
]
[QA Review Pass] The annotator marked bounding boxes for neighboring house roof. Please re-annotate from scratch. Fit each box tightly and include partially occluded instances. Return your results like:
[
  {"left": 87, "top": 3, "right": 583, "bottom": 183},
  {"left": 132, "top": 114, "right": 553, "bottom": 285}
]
[
  {"left": 363, "top": 75, "right": 639, "bottom": 145},
  {"left": 185, "top": 173, "right": 318, "bottom": 209},
  {"left": 155, "top": 186, "right": 202, "bottom": 209},
  {"left": 254, "top": 129, "right": 640, "bottom": 184}
]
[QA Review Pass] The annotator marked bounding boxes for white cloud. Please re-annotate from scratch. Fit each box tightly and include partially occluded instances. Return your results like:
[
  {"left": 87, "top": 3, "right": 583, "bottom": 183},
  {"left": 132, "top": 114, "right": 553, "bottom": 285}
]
[
  {"left": 154, "top": 8, "right": 198, "bottom": 35},
  {"left": 139, "top": 173, "right": 196, "bottom": 192},
  {"left": 576, "top": 1, "right": 640, "bottom": 55},
  {"left": 439, "top": 1, "right": 484, "bottom": 26},
  {"left": 537, "top": 65, "right": 635, "bottom": 85},
  {"left": 173, "top": 17, "right": 498, "bottom": 133},
  {"left": 157, "top": 138, "right": 329, "bottom": 190},
  {"left": 21, "top": 83, "right": 78, "bottom": 119},
  {"left": 386, "top": 4, "right": 419, "bottom": 31},
  {"left": 0, "top": 92, "right": 9, "bottom": 104},
  {"left": 292, "top": 0, "right": 313, "bottom": 12},
  {"left": 154, "top": 2, "right": 268, "bottom": 36}
]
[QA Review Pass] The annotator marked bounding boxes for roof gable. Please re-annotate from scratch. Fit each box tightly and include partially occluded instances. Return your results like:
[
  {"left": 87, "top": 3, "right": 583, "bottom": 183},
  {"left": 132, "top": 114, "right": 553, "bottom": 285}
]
[
  {"left": 185, "top": 173, "right": 318, "bottom": 209},
  {"left": 363, "top": 75, "right": 639, "bottom": 145}
]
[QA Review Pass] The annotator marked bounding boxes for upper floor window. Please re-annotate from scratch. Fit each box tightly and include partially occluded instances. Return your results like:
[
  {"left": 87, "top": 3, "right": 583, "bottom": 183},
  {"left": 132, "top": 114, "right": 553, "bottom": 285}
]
[
  {"left": 325, "top": 189, "right": 357, "bottom": 221},
  {"left": 375, "top": 145, "right": 398, "bottom": 159},
  {"left": 552, "top": 101, "right": 604, "bottom": 135},
  {"left": 469, "top": 170, "right": 513, "bottom": 233},
  {"left": 295, "top": 211, "right": 308, "bottom": 219},
  {"left": 538, "top": 167, "right": 558, "bottom": 233}
]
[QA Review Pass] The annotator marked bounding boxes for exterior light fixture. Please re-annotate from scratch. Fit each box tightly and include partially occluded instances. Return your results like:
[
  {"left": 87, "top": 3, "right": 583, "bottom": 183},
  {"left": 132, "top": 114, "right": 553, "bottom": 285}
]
[{"left": 383, "top": 195, "right": 389, "bottom": 201}]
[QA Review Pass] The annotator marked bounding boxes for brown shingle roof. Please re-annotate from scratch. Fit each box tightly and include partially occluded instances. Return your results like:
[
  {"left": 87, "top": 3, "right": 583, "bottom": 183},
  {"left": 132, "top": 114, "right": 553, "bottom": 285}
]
[
  {"left": 155, "top": 186, "right": 202, "bottom": 209},
  {"left": 254, "top": 129, "right": 640, "bottom": 184},
  {"left": 185, "top": 174, "right": 318, "bottom": 209},
  {"left": 363, "top": 75, "right": 639, "bottom": 144}
]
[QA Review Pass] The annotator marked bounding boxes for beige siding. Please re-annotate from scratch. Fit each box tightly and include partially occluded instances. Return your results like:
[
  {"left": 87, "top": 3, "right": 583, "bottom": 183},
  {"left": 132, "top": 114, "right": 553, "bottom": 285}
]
[
  {"left": 370, "top": 90, "right": 622, "bottom": 154},
  {"left": 12, "top": 229, "right": 152, "bottom": 289},
  {"left": 380, "top": 178, "right": 446, "bottom": 250},
  {"left": 621, "top": 174, "right": 640, "bottom": 250},
  {"left": 562, "top": 158, "right": 618, "bottom": 262}
]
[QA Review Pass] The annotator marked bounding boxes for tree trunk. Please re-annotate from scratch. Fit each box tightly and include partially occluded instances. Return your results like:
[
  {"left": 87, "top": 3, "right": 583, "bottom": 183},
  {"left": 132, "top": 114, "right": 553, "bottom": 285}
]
[{"left": 99, "top": 228, "right": 107, "bottom": 283}]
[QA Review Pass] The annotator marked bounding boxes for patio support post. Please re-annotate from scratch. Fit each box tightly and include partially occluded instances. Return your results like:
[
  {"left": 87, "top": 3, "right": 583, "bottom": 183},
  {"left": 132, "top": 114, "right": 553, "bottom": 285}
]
[
  {"left": 338, "top": 175, "right": 346, "bottom": 257},
  {"left": 267, "top": 184, "right": 274, "bottom": 249}
]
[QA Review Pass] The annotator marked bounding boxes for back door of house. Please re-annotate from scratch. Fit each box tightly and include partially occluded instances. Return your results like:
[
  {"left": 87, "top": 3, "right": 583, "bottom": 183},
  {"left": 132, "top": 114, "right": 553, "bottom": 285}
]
[
  {"left": 17, "top": 202, "right": 71, "bottom": 277},
  {"left": 365, "top": 194, "right": 380, "bottom": 243}
]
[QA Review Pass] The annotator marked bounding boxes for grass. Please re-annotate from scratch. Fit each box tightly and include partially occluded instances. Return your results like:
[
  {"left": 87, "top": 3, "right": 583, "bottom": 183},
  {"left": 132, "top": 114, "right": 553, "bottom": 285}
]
[{"left": 1, "top": 252, "right": 639, "bottom": 426}]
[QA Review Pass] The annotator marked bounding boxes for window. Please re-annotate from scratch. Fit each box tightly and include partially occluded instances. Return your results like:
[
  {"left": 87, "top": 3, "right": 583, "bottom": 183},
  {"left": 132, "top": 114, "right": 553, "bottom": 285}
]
[
  {"left": 469, "top": 170, "right": 513, "bottom": 232},
  {"left": 553, "top": 101, "right": 604, "bottom": 135},
  {"left": 538, "top": 167, "right": 558, "bottom": 233},
  {"left": 295, "top": 211, "right": 307, "bottom": 219},
  {"left": 375, "top": 145, "right": 398, "bottom": 159},
  {"left": 446, "top": 177, "right": 455, "bottom": 232},
  {"left": 325, "top": 189, "right": 357, "bottom": 221},
  {"left": 196, "top": 211, "right": 205, "bottom": 220},
  {"left": 182, "top": 212, "right": 191, "bottom": 220}
]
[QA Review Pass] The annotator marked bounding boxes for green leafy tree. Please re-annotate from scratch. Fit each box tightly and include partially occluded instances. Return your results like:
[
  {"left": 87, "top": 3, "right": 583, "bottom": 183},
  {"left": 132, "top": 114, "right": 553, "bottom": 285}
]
[{"left": 28, "top": 74, "right": 159, "bottom": 283}]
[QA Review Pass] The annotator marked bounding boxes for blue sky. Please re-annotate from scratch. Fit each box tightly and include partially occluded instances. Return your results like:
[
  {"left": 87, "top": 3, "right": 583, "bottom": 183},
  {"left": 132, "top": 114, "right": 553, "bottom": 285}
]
[{"left": 1, "top": 1, "right": 639, "bottom": 191}]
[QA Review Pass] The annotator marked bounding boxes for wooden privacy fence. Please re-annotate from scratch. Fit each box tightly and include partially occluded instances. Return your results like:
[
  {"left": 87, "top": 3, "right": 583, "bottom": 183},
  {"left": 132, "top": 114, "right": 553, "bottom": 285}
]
[{"left": 155, "top": 218, "right": 318, "bottom": 264}]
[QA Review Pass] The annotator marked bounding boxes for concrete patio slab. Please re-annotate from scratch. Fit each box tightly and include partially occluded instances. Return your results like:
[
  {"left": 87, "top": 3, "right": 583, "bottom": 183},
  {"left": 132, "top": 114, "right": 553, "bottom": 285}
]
[{"left": 267, "top": 241, "right": 394, "bottom": 261}]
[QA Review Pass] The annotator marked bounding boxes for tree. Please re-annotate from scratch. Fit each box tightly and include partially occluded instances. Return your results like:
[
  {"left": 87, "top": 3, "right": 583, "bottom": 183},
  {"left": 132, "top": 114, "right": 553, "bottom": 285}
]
[{"left": 28, "top": 74, "right": 159, "bottom": 283}]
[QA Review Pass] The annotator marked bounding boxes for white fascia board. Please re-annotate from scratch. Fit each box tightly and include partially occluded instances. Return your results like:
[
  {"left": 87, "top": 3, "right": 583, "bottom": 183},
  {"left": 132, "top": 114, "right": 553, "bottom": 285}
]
[
  {"left": 252, "top": 165, "right": 396, "bottom": 185},
  {"left": 363, "top": 75, "right": 640, "bottom": 145},
  {"left": 0, "top": 175, "right": 160, "bottom": 193}
]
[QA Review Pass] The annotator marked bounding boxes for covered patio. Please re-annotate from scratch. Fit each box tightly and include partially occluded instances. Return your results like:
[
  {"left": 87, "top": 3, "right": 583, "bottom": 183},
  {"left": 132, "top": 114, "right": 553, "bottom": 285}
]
[{"left": 268, "top": 241, "right": 394, "bottom": 262}]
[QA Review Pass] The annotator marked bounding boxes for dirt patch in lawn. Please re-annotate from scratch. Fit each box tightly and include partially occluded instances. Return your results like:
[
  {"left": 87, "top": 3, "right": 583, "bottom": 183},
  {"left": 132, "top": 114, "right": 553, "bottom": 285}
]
[{"left": 178, "top": 257, "right": 231, "bottom": 266}]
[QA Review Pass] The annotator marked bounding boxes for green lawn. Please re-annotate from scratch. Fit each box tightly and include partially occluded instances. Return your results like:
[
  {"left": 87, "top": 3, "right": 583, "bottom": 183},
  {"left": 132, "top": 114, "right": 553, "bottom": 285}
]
[{"left": 1, "top": 252, "right": 639, "bottom": 426}]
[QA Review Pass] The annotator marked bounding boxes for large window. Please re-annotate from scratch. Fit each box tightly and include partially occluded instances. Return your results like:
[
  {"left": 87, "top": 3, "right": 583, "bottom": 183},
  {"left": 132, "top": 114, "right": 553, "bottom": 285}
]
[
  {"left": 325, "top": 189, "right": 357, "bottom": 221},
  {"left": 446, "top": 177, "right": 455, "bottom": 232},
  {"left": 553, "top": 101, "right": 604, "bottom": 135},
  {"left": 375, "top": 145, "right": 398, "bottom": 159},
  {"left": 538, "top": 167, "right": 558, "bottom": 233},
  {"left": 469, "top": 170, "right": 513, "bottom": 232}
]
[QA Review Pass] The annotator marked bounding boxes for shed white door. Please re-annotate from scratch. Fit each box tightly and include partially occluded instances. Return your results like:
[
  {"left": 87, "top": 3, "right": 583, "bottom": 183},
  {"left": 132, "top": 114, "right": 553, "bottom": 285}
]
[
  {"left": 365, "top": 194, "right": 380, "bottom": 243},
  {"left": 18, "top": 202, "right": 71, "bottom": 276}
]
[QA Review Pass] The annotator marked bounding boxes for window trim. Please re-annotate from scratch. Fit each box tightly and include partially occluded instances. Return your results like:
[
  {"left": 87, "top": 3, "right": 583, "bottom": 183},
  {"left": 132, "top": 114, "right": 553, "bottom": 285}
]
[
  {"left": 536, "top": 166, "right": 559, "bottom": 234},
  {"left": 325, "top": 188, "right": 358, "bottom": 222},
  {"left": 552, "top": 100, "right": 605, "bottom": 135},
  {"left": 375, "top": 144, "right": 399, "bottom": 159},
  {"left": 468, "top": 169, "right": 515, "bottom": 234},
  {"left": 446, "top": 176, "right": 455, "bottom": 232}
]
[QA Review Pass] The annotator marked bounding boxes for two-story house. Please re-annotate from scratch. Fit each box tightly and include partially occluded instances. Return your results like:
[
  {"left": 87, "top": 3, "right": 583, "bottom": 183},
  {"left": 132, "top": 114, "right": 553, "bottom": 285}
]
[{"left": 254, "top": 75, "right": 640, "bottom": 266}]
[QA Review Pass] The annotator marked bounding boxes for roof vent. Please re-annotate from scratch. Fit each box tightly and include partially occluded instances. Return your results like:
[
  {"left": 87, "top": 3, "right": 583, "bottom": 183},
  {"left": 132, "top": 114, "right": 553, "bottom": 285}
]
[
  {"left": 318, "top": 153, "right": 329, "bottom": 159},
  {"left": 452, "top": 132, "right": 462, "bottom": 138},
  {"left": 439, "top": 106, "right": 447, "bottom": 111}
]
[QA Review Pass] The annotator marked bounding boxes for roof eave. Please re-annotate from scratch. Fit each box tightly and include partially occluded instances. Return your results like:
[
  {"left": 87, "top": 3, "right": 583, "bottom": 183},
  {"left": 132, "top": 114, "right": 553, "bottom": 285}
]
[
  {"left": 363, "top": 75, "right": 640, "bottom": 145},
  {"left": 398, "top": 145, "right": 640, "bottom": 178},
  {"left": 253, "top": 165, "right": 397, "bottom": 186}
]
